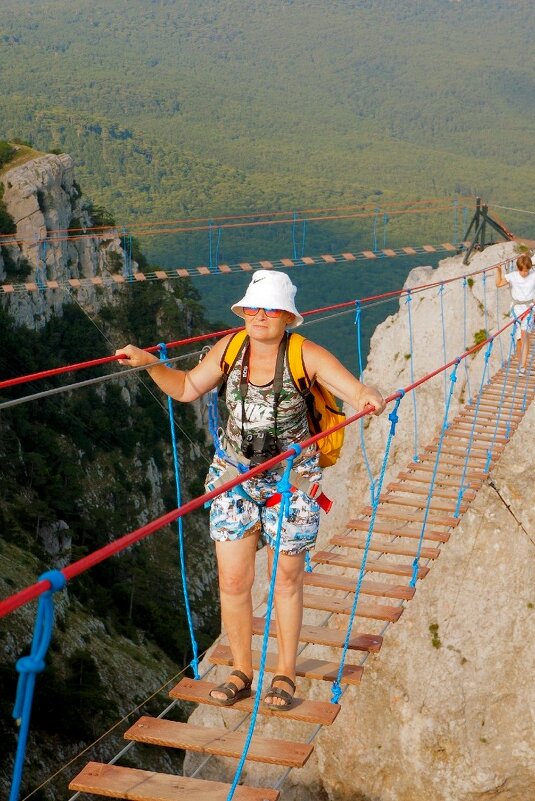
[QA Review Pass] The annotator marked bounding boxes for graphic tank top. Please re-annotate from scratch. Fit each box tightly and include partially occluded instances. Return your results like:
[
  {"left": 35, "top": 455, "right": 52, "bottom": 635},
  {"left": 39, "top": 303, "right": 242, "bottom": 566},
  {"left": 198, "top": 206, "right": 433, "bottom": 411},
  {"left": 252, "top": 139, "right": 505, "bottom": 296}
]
[{"left": 224, "top": 343, "right": 311, "bottom": 455}]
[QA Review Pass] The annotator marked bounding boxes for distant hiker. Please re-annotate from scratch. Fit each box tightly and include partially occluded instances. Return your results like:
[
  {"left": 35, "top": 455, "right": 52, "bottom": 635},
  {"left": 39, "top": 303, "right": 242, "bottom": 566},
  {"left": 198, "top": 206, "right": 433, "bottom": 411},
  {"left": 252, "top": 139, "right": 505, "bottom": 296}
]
[
  {"left": 117, "top": 271, "right": 385, "bottom": 710},
  {"left": 496, "top": 253, "right": 535, "bottom": 374}
]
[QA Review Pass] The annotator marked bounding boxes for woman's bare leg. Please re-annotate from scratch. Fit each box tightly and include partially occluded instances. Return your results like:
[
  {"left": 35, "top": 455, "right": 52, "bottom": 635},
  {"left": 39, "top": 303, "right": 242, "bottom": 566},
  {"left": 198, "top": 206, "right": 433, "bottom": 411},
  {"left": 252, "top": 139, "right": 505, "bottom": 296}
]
[
  {"left": 210, "top": 531, "right": 259, "bottom": 700},
  {"left": 264, "top": 548, "right": 306, "bottom": 706},
  {"left": 520, "top": 330, "right": 529, "bottom": 369}
]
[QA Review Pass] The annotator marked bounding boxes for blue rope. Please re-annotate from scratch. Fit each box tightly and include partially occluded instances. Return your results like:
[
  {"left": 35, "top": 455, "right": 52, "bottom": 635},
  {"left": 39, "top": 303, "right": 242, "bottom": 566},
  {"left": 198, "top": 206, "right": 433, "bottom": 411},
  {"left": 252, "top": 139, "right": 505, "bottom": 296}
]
[
  {"left": 484, "top": 327, "right": 517, "bottom": 472},
  {"left": 438, "top": 284, "right": 448, "bottom": 407},
  {"left": 482, "top": 272, "right": 489, "bottom": 369},
  {"left": 496, "top": 279, "right": 505, "bottom": 368},
  {"left": 503, "top": 319, "right": 526, "bottom": 441},
  {"left": 9, "top": 570, "right": 66, "bottom": 801},
  {"left": 35, "top": 238, "right": 46, "bottom": 292},
  {"left": 122, "top": 227, "right": 132, "bottom": 280},
  {"left": 405, "top": 290, "right": 420, "bottom": 461},
  {"left": 304, "top": 550, "right": 313, "bottom": 572},
  {"left": 372, "top": 207, "right": 379, "bottom": 252},
  {"left": 158, "top": 344, "right": 200, "bottom": 678},
  {"left": 453, "top": 197, "right": 459, "bottom": 245},
  {"left": 382, "top": 213, "right": 389, "bottom": 249},
  {"left": 300, "top": 219, "right": 307, "bottom": 257},
  {"left": 462, "top": 278, "right": 473, "bottom": 404},
  {"left": 521, "top": 310, "right": 535, "bottom": 413},
  {"left": 227, "top": 446, "right": 301, "bottom": 801},
  {"left": 215, "top": 226, "right": 222, "bottom": 272},
  {"left": 208, "top": 220, "right": 213, "bottom": 272},
  {"left": 410, "top": 360, "right": 460, "bottom": 587},
  {"left": 330, "top": 392, "right": 405, "bottom": 704},
  {"left": 454, "top": 338, "right": 494, "bottom": 517},
  {"left": 355, "top": 300, "right": 376, "bottom": 504}
]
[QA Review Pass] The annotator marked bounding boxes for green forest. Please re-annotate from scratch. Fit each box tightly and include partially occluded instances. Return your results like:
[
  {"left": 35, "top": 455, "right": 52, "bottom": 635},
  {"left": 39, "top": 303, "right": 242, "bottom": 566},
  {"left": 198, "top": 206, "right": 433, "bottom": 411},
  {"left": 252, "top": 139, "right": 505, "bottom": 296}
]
[{"left": 0, "top": 0, "right": 534, "bottom": 277}]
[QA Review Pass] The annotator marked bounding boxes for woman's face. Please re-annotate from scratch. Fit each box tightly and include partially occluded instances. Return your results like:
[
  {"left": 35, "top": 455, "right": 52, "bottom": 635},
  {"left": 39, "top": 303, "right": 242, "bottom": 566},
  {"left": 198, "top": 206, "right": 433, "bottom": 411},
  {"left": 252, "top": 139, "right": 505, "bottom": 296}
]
[{"left": 243, "top": 308, "right": 295, "bottom": 343}]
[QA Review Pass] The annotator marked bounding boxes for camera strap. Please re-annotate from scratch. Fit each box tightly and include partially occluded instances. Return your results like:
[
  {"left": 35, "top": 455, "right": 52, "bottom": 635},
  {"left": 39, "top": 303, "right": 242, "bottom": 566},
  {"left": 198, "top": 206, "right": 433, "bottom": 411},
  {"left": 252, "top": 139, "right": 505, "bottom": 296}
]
[{"left": 238, "top": 333, "right": 287, "bottom": 442}]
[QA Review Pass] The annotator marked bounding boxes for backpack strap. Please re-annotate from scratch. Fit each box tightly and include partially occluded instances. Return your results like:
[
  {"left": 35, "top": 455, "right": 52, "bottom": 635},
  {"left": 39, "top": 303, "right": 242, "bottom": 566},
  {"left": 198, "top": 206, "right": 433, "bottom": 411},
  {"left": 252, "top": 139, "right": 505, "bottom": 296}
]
[
  {"left": 286, "top": 332, "right": 312, "bottom": 396},
  {"left": 220, "top": 330, "right": 249, "bottom": 377}
]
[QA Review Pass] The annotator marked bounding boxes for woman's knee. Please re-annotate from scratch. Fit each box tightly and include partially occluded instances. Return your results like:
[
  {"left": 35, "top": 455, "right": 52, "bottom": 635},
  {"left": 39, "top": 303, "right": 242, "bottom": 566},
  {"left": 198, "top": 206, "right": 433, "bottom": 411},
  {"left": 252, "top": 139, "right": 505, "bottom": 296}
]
[{"left": 218, "top": 566, "right": 255, "bottom": 596}]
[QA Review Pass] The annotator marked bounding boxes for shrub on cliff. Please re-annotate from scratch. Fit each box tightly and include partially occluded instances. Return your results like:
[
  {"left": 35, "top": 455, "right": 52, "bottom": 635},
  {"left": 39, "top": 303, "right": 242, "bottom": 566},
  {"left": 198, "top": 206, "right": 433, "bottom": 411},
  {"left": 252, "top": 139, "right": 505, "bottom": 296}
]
[{"left": 0, "top": 140, "right": 15, "bottom": 168}]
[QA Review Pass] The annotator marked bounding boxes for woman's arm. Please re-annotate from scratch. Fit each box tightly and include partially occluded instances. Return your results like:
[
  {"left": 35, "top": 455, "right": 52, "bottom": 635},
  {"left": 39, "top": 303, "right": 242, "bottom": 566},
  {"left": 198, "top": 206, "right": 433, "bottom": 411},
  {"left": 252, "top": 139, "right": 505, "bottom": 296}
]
[
  {"left": 495, "top": 264, "right": 508, "bottom": 288},
  {"left": 302, "top": 340, "right": 386, "bottom": 415},
  {"left": 115, "top": 335, "right": 231, "bottom": 402}
]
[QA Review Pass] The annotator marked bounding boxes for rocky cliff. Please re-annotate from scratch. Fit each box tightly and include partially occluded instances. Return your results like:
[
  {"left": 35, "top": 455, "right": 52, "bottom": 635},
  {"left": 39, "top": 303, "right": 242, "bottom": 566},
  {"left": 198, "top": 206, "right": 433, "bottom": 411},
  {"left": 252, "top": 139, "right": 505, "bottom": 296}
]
[
  {"left": 0, "top": 152, "right": 219, "bottom": 799},
  {"left": 0, "top": 151, "right": 126, "bottom": 327},
  {"left": 185, "top": 242, "right": 535, "bottom": 801}
]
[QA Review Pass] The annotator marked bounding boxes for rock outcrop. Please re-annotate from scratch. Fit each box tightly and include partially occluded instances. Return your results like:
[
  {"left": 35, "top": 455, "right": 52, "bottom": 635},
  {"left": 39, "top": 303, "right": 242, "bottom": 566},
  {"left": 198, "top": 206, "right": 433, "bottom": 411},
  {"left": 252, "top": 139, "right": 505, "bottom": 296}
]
[
  {"left": 185, "top": 242, "right": 535, "bottom": 801},
  {"left": 0, "top": 153, "right": 126, "bottom": 327}
]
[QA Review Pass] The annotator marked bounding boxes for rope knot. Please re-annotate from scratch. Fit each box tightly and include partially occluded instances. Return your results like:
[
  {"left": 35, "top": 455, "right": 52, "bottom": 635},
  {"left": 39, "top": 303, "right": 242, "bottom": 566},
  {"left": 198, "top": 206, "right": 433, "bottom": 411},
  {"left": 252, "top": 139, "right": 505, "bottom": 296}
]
[
  {"left": 39, "top": 570, "right": 66, "bottom": 594},
  {"left": 330, "top": 680, "right": 342, "bottom": 704},
  {"left": 16, "top": 655, "right": 46, "bottom": 675}
]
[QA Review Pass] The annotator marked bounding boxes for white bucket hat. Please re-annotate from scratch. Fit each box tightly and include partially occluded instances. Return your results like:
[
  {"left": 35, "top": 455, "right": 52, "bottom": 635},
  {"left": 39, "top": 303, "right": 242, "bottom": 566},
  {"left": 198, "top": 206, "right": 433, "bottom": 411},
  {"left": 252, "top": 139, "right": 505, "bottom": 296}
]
[{"left": 231, "top": 270, "right": 303, "bottom": 327}]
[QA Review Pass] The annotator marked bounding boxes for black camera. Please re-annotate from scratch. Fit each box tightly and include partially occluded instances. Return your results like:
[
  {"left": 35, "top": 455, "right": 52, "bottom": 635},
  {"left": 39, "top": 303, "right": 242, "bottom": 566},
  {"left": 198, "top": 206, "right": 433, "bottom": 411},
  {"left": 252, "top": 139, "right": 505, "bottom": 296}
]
[{"left": 241, "top": 431, "right": 280, "bottom": 468}]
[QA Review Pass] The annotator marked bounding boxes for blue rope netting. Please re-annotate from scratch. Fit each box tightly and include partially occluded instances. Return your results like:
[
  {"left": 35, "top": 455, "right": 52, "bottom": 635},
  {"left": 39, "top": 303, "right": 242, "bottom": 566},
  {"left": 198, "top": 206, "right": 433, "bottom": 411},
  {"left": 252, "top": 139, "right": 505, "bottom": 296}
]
[
  {"left": 496, "top": 278, "right": 505, "bottom": 368},
  {"left": 484, "top": 327, "right": 517, "bottom": 473},
  {"left": 355, "top": 300, "right": 377, "bottom": 504},
  {"left": 405, "top": 290, "right": 420, "bottom": 461},
  {"left": 227, "top": 446, "right": 301, "bottom": 801},
  {"left": 330, "top": 392, "right": 405, "bottom": 705},
  {"left": 482, "top": 271, "right": 489, "bottom": 354},
  {"left": 158, "top": 344, "right": 200, "bottom": 678},
  {"left": 410, "top": 359, "right": 460, "bottom": 587},
  {"left": 462, "top": 278, "right": 473, "bottom": 404},
  {"left": 454, "top": 337, "right": 494, "bottom": 518},
  {"left": 10, "top": 570, "right": 67, "bottom": 801}
]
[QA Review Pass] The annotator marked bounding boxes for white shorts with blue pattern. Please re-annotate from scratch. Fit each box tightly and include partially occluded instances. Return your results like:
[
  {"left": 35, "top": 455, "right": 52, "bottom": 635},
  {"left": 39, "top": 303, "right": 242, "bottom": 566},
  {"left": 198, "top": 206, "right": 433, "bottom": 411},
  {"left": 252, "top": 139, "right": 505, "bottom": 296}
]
[{"left": 206, "top": 453, "right": 322, "bottom": 555}]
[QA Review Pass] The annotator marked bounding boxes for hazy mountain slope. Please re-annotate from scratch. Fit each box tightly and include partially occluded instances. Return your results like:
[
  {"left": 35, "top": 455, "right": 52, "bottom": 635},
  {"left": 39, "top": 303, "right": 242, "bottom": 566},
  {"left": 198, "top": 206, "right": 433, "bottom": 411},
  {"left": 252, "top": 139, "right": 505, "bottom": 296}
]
[{"left": 0, "top": 0, "right": 533, "bottom": 271}]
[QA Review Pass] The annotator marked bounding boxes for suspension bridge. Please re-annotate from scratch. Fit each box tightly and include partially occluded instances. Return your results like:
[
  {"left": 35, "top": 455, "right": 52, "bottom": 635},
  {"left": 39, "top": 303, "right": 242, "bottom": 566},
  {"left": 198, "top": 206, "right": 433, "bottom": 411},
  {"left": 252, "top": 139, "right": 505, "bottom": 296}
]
[{"left": 0, "top": 238, "right": 533, "bottom": 801}]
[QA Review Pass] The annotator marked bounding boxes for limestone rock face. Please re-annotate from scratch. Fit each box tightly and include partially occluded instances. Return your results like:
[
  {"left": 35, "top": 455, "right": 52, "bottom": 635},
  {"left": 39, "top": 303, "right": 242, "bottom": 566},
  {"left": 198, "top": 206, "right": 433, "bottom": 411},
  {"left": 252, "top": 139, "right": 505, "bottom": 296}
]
[
  {"left": 1, "top": 154, "right": 127, "bottom": 327},
  {"left": 185, "top": 243, "right": 535, "bottom": 800}
]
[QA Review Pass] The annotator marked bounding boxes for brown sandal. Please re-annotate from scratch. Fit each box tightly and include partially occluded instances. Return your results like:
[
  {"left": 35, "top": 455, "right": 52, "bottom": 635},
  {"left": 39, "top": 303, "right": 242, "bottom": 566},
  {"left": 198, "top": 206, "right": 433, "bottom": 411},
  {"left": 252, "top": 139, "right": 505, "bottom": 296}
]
[
  {"left": 209, "top": 670, "right": 253, "bottom": 707},
  {"left": 263, "top": 674, "right": 296, "bottom": 711}
]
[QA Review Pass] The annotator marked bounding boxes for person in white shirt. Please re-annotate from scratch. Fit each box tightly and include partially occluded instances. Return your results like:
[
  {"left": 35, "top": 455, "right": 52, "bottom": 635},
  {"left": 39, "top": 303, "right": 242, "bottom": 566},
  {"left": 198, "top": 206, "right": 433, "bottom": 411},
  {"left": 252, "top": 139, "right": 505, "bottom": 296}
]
[{"left": 496, "top": 253, "right": 535, "bottom": 373}]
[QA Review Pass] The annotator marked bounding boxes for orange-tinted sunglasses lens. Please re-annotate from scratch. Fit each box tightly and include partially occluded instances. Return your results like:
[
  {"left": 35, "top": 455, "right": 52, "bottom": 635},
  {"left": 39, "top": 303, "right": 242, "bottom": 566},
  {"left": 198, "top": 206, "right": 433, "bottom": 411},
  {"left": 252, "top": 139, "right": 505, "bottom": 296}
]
[{"left": 243, "top": 307, "right": 284, "bottom": 318}]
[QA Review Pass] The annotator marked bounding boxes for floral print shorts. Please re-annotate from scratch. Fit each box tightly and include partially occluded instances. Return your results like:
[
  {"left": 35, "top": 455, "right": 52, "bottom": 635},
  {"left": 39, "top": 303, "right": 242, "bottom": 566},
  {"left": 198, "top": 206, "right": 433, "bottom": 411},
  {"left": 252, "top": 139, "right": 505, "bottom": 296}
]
[{"left": 205, "top": 454, "right": 322, "bottom": 555}]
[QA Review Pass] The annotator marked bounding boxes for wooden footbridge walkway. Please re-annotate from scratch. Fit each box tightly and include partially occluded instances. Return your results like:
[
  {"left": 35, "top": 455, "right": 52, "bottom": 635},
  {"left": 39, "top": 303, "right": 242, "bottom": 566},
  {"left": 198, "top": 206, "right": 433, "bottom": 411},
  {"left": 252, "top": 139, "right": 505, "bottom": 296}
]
[{"left": 69, "top": 359, "right": 534, "bottom": 801}]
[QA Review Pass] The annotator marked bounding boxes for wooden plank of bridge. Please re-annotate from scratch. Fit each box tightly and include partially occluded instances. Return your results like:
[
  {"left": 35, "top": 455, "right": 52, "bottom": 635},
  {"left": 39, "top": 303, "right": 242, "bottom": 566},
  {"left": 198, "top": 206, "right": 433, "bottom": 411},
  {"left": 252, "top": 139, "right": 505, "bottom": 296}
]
[
  {"left": 330, "top": 535, "right": 440, "bottom": 560},
  {"left": 376, "top": 493, "right": 468, "bottom": 514},
  {"left": 302, "top": 592, "right": 403, "bottom": 622},
  {"left": 169, "top": 678, "right": 341, "bottom": 725},
  {"left": 251, "top": 616, "right": 383, "bottom": 653},
  {"left": 125, "top": 717, "right": 314, "bottom": 767},
  {"left": 210, "top": 643, "right": 364, "bottom": 685},
  {"left": 346, "top": 517, "right": 450, "bottom": 542},
  {"left": 304, "top": 570, "right": 416, "bottom": 600},
  {"left": 396, "top": 471, "right": 483, "bottom": 490},
  {"left": 411, "top": 459, "right": 487, "bottom": 476},
  {"left": 387, "top": 481, "right": 476, "bottom": 501},
  {"left": 361, "top": 506, "right": 459, "bottom": 527},
  {"left": 311, "top": 550, "right": 428, "bottom": 579},
  {"left": 69, "top": 762, "right": 280, "bottom": 801},
  {"left": 445, "top": 429, "right": 508, "bottom": 444}
]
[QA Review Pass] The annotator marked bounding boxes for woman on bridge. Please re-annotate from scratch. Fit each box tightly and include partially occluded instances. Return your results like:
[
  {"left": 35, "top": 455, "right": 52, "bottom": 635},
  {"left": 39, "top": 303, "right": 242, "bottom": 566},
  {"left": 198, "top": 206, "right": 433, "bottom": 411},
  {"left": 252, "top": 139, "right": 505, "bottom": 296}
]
[
  {"left": 117, "top": 270, "right": 385, "bottom": 709},
  {"left": 496, "top": 253, "right": 535, "bottom": 374}
]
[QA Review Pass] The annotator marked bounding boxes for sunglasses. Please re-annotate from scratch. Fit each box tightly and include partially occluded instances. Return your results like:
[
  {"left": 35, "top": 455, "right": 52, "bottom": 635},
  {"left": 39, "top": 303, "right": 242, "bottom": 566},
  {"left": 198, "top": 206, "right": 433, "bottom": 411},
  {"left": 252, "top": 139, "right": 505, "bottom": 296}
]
[{"left": 243, "top": 307, "right": 284, "bottom": 318}]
